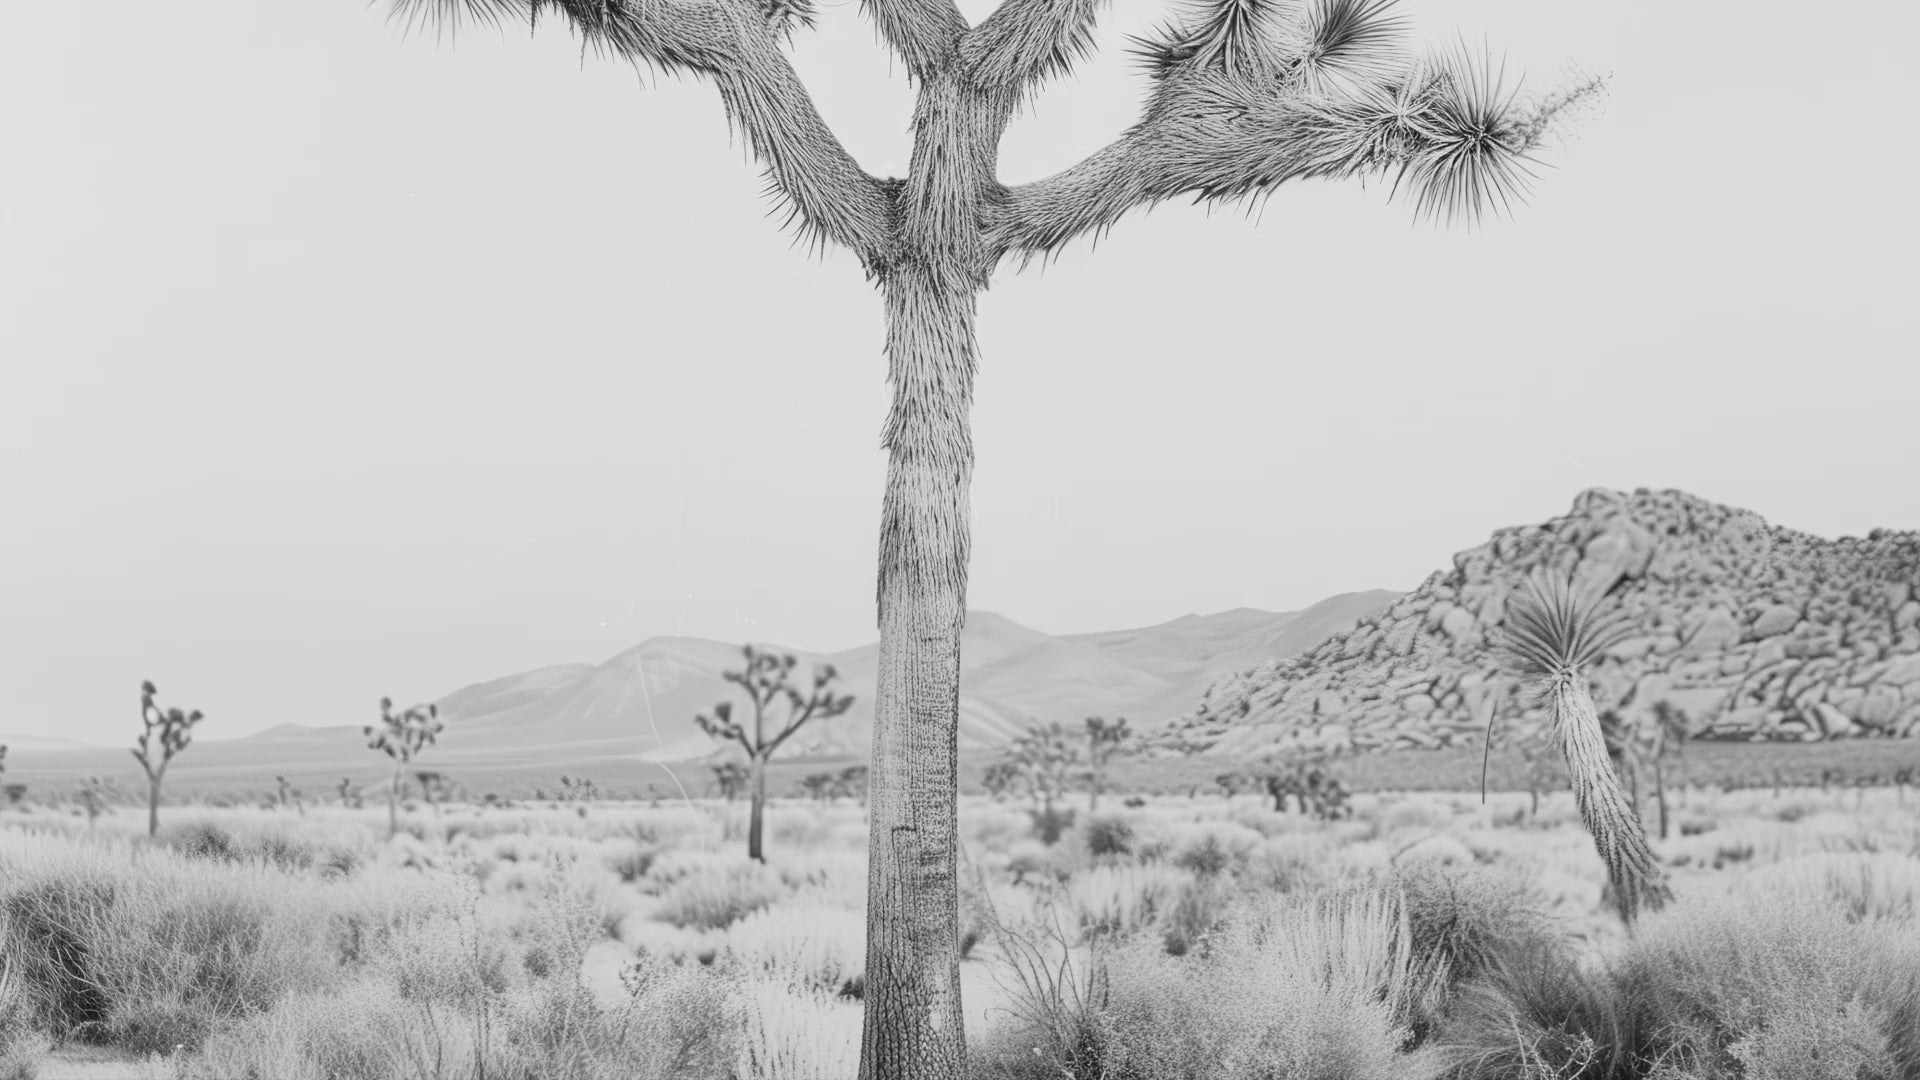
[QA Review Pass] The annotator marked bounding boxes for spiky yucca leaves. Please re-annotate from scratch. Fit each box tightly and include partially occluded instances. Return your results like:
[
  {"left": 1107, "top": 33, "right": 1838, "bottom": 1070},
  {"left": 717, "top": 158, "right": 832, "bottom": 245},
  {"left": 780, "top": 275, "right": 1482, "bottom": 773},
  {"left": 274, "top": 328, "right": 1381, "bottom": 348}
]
[{"left": 1495, "top": 574, "right": 1672, "bottom": 924}]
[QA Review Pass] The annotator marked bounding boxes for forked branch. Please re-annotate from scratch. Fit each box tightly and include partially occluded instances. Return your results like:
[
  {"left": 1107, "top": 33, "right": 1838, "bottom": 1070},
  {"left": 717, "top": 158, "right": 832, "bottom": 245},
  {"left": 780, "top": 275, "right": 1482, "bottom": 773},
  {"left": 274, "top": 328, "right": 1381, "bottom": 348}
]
[
  {"left": 961, "top": 0, "right": 1111, "bottom": 95},
  {"left": 394, "top": 0, "right": 899, "bottom": 269}
]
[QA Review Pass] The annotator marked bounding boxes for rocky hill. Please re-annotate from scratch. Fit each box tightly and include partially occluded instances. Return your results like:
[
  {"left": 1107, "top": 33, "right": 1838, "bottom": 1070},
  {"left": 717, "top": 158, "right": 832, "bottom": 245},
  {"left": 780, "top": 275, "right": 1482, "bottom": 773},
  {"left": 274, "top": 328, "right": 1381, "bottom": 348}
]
[{"left": 1162, "top": 489, "right": 1920, "bottom": 758}]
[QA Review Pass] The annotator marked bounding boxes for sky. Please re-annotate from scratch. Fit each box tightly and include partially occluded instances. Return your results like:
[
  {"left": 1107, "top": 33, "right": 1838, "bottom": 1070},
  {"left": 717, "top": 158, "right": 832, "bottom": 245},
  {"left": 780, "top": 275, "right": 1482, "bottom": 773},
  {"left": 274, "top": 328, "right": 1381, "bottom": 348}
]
[{"left": 2, "top": 0, "right": 1915, "bottom": 746}]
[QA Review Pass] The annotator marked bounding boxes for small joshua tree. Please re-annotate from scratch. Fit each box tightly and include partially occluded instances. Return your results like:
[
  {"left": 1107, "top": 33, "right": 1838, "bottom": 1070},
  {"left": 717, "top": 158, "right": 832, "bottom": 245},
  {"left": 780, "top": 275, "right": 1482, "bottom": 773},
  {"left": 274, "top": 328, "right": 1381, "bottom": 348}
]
[
  {"left": 133, "top": 680, "right": 205, "bottom": 837},
  {"left": 417, "top": 770, "right": 454, "bottom": 819},
  {"left": 695, "top": 645, "right": 855, "bottom": 861},
  {"left": 364, "top": 697, "right": 443, "bottom": 840},
  {"left": 337, "top": 777, "right": 363, "bottom": 809},
  {"left": 78, "top": 776, "right": 112, "bottom": 830},
  {"left": 1637, "top": 700, "right": 1691, "bottom": 838},
  {"left": 1494, "top": 573, "right": 1671, "bottom": 923},
  {"left": 1082, "top": 716, "right": 1132, "bottom": 811},
  {"left": 275, "top": 774, "right": 307, "bottom": 817},
  {"left": 558, "top": 774, "right": 597, "bottom": 817},
  {"left": 981, "top": 760, "right": 1020, "bottom": 803},
  {"left": 711, "top": 761, "right": 750, "bottom": 803},
  {"left": 1007, "top": 721, "right": 1083, "bottom": 842}
]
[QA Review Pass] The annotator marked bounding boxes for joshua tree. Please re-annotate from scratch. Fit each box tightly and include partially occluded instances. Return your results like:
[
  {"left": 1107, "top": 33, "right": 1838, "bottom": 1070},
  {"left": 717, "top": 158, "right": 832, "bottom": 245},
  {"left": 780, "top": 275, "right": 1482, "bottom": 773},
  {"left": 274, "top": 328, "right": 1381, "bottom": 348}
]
[
  {"left": 981, "top": 759, "right": 1020, "bottom": 802},
  {"left": 711, "top": 760, "right": 751, "bottom": 802},
  {"left": 1495, "top": 573, "right": 1671, "bottom": 923},
  {"left": 558, "top": 774, "right": 597, "bottom": 816},
  {"left": 78, "top": 776, "right": 112, "bottom": 830},
  {"left": 337, "top": 776, "right": 363, "bottom": 808},
  {"left": 695, "top": 645, "right": 855, "bottom": 861},
  {"left": 275, "top": 774, "right": 308, "bottom": 817},
  {"left": 1007, "top": 720, "right": 1082, "bottom": 839},
  {"left": 364, "top": 697, "right": 444, "bottom": 840},
  {"left": 132, "top": 680, "right": 205, "bottom": 837},
  {"left": 374, "top": 2, "right": 1597, "bottom": 1070},
  {"left": 1082, "top": 716, "right": 1132, "bottom": 811},
  {"left": 1215, "top": 770, "right": 1250, "bottom": 801},
  {"left": 1637, "top": 700, "right": 1691, "bottom": 838}
]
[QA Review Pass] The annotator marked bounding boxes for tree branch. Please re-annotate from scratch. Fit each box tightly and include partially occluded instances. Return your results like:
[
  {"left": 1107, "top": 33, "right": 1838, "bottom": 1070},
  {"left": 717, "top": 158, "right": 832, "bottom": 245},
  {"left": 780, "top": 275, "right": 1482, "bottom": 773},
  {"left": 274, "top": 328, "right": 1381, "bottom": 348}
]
[
  {"left": 991, "top": 26, "right": 1605, "bottom": 266},
  {"left": 859, "top": 0, "right": 968, "bottom": 80},
  {"left": 960, "top": 0, "right": 1109, "bottom": 95},
  {"left": 393, "top": 0, "right": 899, "bottom": 270}
]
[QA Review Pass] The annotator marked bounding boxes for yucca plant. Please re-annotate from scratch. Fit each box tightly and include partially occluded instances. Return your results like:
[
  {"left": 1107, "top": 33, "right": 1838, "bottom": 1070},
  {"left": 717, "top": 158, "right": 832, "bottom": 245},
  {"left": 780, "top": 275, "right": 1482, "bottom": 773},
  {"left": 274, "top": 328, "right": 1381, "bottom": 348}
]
[{"left": 1493, "top": 573, "right": 1671, "bottom": 923}]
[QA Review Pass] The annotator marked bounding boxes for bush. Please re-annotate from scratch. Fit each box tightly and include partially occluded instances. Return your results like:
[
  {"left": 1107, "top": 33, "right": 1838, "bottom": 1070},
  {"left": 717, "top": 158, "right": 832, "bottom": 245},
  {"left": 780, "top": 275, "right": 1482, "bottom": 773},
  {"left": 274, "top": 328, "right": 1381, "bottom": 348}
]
[
  {"left": 1082, "top": 815, "right": 1134, "bottom": 859},
  {"left": 655, "top": 861, "right": 787, "bottom": 931},
  {"left": 1392, "top": 859, "right": 1563, "bottom": 993}
]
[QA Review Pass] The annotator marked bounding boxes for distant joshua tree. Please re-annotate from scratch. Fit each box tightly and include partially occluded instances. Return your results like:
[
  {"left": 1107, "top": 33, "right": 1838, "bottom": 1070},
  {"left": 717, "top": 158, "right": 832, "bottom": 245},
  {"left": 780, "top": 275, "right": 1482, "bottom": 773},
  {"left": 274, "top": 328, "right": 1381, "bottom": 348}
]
[
  {"left": 132, "top": 680, "right": 205, "bottom": 837},
  {"left": 364, "top": 697, "right": 443, "bottom": 840},
  {"left": 558, "top": 774, "right": 597, "bottom": 817},
  {"left": 1006, "top": 721, "right": 1082, "bottom": 839},
  {"left": 78, "top": 776, "right": 112, "bottom": 829},
  {"left": 1495, "top": 573, "right": 1671, "bottom": 923},
  {"left": 275, "top": 774, "right": 307, "bottom": 817},
  {"left": 695, "top": 645, "right": 855, "bottom": 861},
  {"left": 711, "top": 761, "right": 751, "bottom": 803},
  {"left": 981, "top": 760, "right": 1021, "bottom": 803},
  {"left": 1082, "top": 716, "right": 1132, "bottom": 811}
]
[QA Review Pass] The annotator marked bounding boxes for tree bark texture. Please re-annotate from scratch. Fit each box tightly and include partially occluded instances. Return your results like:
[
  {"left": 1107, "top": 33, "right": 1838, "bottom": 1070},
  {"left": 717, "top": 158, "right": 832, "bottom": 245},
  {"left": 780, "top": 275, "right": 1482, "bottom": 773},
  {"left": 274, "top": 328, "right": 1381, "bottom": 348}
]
[
  {"left": 859, "top": 69, "right": 1007, "bottom": 1080},
  {"left": 748, "top": 754, "right": 768, "bottom": 862}
]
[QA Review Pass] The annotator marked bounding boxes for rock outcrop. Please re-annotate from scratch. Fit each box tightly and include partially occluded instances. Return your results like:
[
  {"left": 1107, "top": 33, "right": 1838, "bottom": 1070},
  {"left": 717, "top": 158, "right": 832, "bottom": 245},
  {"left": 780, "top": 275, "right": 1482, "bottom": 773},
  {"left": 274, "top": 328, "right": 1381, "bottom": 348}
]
[{"left": 1160, "top": 489, "right": 1920, "bottom": 757}]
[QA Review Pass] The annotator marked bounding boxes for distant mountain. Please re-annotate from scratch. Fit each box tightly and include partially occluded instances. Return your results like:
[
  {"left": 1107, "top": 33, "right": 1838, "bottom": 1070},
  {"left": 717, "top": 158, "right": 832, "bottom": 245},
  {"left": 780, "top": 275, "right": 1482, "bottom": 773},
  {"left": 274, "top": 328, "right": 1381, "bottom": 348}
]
[
  {"left": 0, "top": 597, "right": 1393, "bottom": 786},
  {"left": 1159, "top": 488, "right": 1920, "bottom": 759}
]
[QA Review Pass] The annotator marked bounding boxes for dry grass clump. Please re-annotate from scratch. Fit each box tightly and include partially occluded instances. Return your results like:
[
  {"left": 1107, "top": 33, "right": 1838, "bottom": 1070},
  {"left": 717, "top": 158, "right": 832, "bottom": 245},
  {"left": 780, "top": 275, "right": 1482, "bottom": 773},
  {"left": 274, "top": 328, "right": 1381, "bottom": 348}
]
[
  {"left": 974, "top": 886, "right": 1446, "bottom": 1080},
  {"left": 0, "top": 832, "right": 349, "bottom": 1053},
  {"left": 653, "top": 859, "right": 788, "bottom": 931},
  {"left": 734, "top": 979, "right": 862, "bottom": 1080},
  {"left": 721, "top": 904, "right": 866, "bottom": 997},
  {"left": 1432, "top": 885, "right": 1920, "bottom": 1079}
]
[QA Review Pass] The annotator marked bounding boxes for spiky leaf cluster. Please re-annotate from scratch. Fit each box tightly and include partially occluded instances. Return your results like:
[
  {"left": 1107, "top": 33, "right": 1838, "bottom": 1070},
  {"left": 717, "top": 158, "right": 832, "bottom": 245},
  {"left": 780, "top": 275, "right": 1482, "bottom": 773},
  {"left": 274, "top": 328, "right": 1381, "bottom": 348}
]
[
  {"left": 133, "top": 680, "right": 205, "bottom": 777},
  {"left": 365, "top": 697, "right": 444, "bottom": 764},
  {"left": 1493, "top": 573, "right": 1637, "bottom": 687}
]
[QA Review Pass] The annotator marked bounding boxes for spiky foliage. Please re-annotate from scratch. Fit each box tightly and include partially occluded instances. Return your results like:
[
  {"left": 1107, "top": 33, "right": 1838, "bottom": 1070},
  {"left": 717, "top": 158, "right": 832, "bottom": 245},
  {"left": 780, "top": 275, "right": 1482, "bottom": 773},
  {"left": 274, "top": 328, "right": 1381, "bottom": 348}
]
[
  {"left": 132, "top": 680, "right": 205, "bottom": 838},
  {"left": 364, "top": 697, "right": 443, "bottom": 839},
  {"left": 694, "top": 645, "right": 855, "bottom": 861},
  {"left": 1494, "top": 574, "right": 1671, "bottom": 923}
]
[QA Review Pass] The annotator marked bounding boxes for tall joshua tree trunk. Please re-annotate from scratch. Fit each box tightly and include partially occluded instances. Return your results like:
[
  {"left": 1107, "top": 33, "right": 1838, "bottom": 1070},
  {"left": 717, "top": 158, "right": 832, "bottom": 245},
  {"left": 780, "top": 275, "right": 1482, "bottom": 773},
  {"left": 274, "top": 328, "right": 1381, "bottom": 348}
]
[
  {"left": 862, "top": 107, "right": 994, "bottom": 1070},
  {"left": 147, "top": 769, "right": 164, "bottom": 838},
  {"left": 747, "top": 752, "right": 769, "bottom": 861},
  {"left": 375, "top": 3, "right": 1600, "bottom": 1074}
]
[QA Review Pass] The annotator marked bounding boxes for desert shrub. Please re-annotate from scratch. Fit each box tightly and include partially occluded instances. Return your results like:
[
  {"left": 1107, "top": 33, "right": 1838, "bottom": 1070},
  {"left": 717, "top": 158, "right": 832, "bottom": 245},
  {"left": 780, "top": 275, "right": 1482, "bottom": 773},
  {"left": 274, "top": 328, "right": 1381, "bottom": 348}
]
[
  {"left": 0, "top": 835, "right": 346, "bottom": 1053},
  {"left": 1030, "top": 889, "right": 1439, "bottom": 1080},
  {"left": 1030, "top": 807, "right": 1076, "bottom": 846},
  {"left": 1159, "top": 876, "right": 1229, "bottom": 958},
  {"left": 166, "top": 821, "right": 238, "bottom": 863},
  {"left": 654, "top": 861, "right": 787, "bottom": 931},
  {"left": 735, "top": 979, "right": 862, "bottom": 1080},
  {"left": 1005, "top": 841, "right": 1051, "bottom": 886},
  {"left": 1067, "top": 864, "right": 1188, "bottom": 940},
  {"left": 1082, "top": 815, "right": 1135, "bottom": 859},
  {"left": 722, "top": 905, "right": 865, "bottom": 997},
  {"left": 0, "top": 954, "right": 51, "bottom": 1080},
  {"left": 1392, "top": 859, "right": 1563, "bottom": 994},
  {"left": 1618, "top": 891, "right": 1918, "bottom": 1079},
  {"left": 606, "top": 844, "right": 659, "bottom": 885},
  {"left": 1434, "top": 942, "right": 1656, "bottom": 1080},
  {"left": 1739, "top": 851, "right": 1920, "bottom": 923}
]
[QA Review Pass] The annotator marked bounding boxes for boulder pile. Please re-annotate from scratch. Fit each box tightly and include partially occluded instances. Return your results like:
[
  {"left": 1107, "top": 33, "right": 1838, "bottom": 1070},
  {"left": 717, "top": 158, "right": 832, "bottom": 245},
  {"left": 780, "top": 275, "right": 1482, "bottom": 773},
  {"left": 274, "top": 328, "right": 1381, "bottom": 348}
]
[{"left": 1159, "top": 488, "right": 1920, "bottom": 757}]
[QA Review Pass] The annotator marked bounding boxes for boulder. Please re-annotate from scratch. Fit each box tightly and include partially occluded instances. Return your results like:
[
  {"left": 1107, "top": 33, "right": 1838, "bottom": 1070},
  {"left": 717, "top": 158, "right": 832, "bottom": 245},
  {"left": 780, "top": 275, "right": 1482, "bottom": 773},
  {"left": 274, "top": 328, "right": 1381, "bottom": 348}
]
[{"left": 1749, "top": 604, "right": 1800, "bottom": 640}]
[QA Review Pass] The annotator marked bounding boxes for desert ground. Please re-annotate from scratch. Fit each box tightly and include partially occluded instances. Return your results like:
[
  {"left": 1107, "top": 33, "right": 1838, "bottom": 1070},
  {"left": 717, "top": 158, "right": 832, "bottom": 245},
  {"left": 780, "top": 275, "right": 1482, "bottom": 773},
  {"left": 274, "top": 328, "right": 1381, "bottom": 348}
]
[{"left": 2, "top": 773, "right": 1917, "bottom": 1080}]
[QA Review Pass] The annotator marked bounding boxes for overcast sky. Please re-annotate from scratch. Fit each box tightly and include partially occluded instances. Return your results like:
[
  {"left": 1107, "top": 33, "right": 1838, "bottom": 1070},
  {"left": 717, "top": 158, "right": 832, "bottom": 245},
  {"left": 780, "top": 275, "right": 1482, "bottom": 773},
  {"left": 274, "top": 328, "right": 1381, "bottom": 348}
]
[{"left": 2, "top": 0, "right": 1914, "bottom": 746}]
